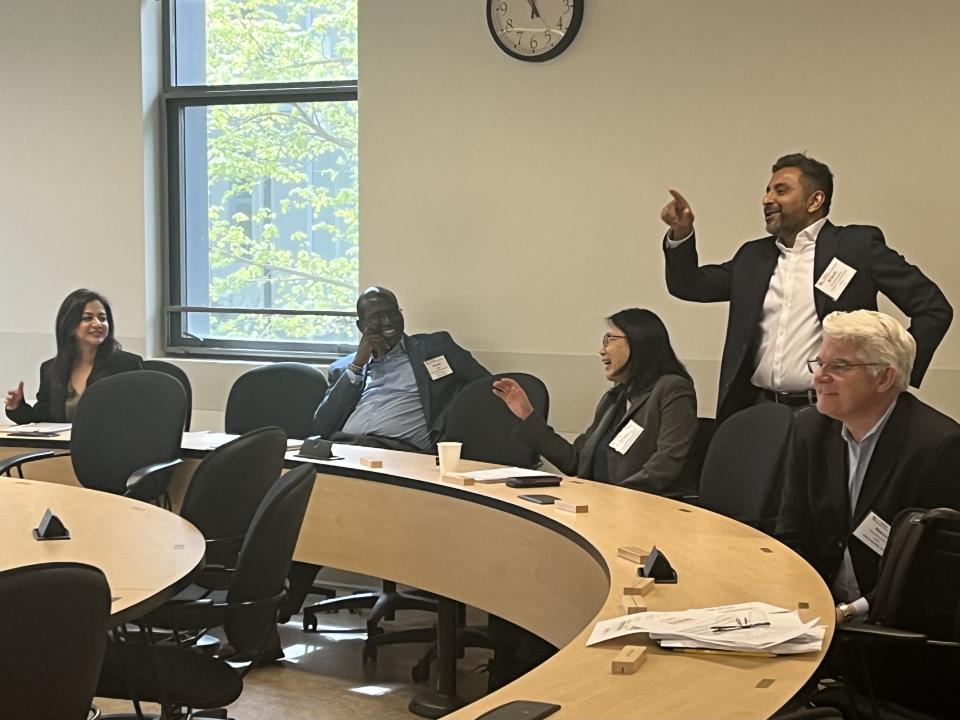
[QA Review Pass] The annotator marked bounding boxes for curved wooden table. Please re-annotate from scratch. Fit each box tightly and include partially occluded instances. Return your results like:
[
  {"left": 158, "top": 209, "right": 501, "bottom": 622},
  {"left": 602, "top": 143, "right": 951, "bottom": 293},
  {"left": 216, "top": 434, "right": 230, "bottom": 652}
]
[
  {"left": 290, "top": 445, "right": 835, "bottom": 720},
  {"left": 0, "top": 478, "right": 206, "bottom": 624}
]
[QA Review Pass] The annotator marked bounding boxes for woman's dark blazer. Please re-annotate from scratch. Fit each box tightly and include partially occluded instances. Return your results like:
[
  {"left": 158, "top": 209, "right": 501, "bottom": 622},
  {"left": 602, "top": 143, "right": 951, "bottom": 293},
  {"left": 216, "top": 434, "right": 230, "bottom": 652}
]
[
  {"left": 6, "top": 350, "right": 144, "bottom": 424},
  {"left": 513, "top": 373, "right": 697, "bottom": 494}
]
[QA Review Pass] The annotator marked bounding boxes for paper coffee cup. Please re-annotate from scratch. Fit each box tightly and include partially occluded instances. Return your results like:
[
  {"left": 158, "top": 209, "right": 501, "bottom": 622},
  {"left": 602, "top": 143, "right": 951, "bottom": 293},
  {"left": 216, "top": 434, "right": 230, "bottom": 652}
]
[{"left": 437, "top": 441, "right": 462, "bottom": 474}]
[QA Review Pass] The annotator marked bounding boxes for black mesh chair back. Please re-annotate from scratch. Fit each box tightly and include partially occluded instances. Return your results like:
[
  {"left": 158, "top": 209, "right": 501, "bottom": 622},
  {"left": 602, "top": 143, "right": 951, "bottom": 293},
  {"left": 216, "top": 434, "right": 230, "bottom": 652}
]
[
  {"left": 71, "top": 370, "right": 186, "bottom": 496},
  {"left": 441, "top": 372, "right": 550, "bottom": 467},
  {"left": 0, "top": 562, "right": 110, "bottom": 718},
  {"left": 697, "top": 403, "right": 793, "bottom": 528},
  {"left": 225, "top": 462, "right": 317, "bottom": 657},
  {"left": 224, "top": 362, "right": 329, "bottom": 439},
  {"left": 143, "top": 359, "right": 193, "bottom": 430},
  {"left": 179, "top": 426, "right": 288, "bottom": 568}
]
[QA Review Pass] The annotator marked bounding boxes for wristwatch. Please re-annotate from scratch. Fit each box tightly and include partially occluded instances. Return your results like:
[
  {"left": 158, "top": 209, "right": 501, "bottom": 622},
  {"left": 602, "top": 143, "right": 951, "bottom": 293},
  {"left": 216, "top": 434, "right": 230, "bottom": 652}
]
[{"left": 837, "top": 602, "right": 857, "bottom": 622}]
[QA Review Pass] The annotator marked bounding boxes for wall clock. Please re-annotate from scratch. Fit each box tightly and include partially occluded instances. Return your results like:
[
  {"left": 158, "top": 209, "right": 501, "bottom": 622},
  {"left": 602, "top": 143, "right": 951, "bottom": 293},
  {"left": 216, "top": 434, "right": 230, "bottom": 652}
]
[{"left": 486, "top": 0, "right": 584, "bottom": 62}]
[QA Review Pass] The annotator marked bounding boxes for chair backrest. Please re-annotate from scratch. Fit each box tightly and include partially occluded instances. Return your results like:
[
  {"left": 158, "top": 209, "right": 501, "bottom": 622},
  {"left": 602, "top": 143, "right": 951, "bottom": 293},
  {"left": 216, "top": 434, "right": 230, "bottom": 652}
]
[
  {"left": 71, "top": 370, "right": 186, "bottom": 496},
  {"left": 224, "top": 362, "right": 329, "bottom": 440},
  {"left": 697, "top": 403, "right": 793, "bottom": 528},
  {"left": 225, "top": 462, "right": 317, "bottom": 657},
  {"left": 870, "top": 507, "right": 960, "bottom": 640},
  {"left": 670, "top": 417, "right": 716, "bottom": 498},
  {"left": 179, "top": 426, "right": 288, "bottom": 568},
  {"left": 441, "top": 372, "right": 550, "bottom": 467},
  {"left": 0, "top": 562, "right": 110, "bottom": 717},
  {"left": 143, "top": 359, "right": 193, "bottom": 431}
]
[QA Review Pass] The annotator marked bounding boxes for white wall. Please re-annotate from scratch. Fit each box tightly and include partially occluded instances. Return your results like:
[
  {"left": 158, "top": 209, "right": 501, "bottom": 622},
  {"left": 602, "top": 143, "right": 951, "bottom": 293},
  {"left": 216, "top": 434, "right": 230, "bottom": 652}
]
[{"left": 1, "top": 0, "right": 958, "bottom": 434}]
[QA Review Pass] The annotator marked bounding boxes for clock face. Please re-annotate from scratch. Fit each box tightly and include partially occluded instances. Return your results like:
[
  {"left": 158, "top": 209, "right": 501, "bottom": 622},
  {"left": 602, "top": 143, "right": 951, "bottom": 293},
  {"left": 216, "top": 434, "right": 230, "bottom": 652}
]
[{"left": 487, "top": 0, "right": 584, "bottom": 62}]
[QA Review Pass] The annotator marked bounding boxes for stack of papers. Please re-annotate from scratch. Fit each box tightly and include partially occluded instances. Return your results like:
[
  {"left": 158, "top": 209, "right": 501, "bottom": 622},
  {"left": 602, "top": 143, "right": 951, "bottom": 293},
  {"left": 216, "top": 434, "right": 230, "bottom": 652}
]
[
  {"left": 182, "top": 431, "right": 304, "bottom": 452},
  {"left": 2, "top": 422, "right": 71, "bottom": 436},
  {"left": 446, "top": 467, "right": 560, "bottom": 484},
  {"left": 587, "top": 602, "right": 825, "bottom": 656}
]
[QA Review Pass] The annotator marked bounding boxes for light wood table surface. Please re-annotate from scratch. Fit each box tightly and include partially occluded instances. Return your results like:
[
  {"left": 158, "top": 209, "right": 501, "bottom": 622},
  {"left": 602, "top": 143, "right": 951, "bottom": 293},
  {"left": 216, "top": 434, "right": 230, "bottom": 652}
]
[
  {"left": 288, "top": 444, "right": 835, "bottom": 720},
  {"left": 0, "top": 477, "right": 205, "bottom": 624}
]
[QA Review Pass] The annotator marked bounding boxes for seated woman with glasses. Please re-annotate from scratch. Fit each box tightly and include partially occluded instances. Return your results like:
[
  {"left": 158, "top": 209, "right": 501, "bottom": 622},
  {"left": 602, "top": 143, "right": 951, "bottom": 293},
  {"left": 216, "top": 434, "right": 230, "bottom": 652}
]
[
  {"left": 493, "top": 308, "right": 697, "bottom": 494},
  {"left": 5, "top": 288, "right": 143, "bottom": 424}
]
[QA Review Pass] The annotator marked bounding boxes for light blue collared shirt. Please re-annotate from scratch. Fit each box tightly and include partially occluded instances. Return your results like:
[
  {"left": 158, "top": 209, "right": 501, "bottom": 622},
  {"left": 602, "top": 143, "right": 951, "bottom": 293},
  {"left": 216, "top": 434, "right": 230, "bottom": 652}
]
[
  {"left": 832, "top": 397, "right": 899, "bottom": 603},
  {"left": 341, "top": 339, "right": 432, "bottom": 450}
]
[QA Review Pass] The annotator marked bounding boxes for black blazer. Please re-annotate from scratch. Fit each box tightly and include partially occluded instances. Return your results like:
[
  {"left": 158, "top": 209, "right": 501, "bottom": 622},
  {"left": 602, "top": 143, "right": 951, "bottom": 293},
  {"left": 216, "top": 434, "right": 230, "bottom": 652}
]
[
  {"left": 313, "top": 332, "right": 490, "bottom": 443},
  {"left": 664, "top": 222, "right": 953, "bottom": 421},
  {"left": 776, "top": 394, "right": 960, "bottom": 600},
  {"left": 6, "top": 350, "right": 144, "bottom": 424},
  {"left": 513, "top": 374, "right": 697, "bottom": 494}
]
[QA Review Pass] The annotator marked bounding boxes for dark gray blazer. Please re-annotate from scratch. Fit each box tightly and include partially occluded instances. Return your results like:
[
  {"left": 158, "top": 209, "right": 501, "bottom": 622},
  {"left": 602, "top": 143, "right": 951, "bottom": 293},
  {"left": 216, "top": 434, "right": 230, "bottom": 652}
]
[
  {"left": 776, "top": 394, "right": 960, "bottom": 600},
  {"left": 6, "top": 350, "right": 144, "bottom": 424},
  {"left": 664, "top": 222, "right": 952, "bottom": 421},
  {"left": 513, "top": 374, "right": 697, "bottom": 494}
]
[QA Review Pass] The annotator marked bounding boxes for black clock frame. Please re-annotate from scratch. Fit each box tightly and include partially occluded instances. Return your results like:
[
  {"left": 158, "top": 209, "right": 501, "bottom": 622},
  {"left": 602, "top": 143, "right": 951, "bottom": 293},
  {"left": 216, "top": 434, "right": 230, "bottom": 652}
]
[{"left": 486, "top": 0, "right": 584, "bottom": 63}]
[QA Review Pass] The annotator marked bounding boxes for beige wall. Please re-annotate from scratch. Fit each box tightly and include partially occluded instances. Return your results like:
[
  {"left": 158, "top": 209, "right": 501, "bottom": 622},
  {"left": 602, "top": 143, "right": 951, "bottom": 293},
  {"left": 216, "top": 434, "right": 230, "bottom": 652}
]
[{"left": 1, "top": 0, "right": 958, "bottom": 433}]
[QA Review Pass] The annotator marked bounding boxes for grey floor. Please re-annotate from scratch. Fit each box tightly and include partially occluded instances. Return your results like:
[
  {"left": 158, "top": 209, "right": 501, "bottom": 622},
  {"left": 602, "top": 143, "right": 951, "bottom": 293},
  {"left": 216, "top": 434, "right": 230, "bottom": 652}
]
[{"left": 97, "top": 579, "right": 494, "bottom": 719}]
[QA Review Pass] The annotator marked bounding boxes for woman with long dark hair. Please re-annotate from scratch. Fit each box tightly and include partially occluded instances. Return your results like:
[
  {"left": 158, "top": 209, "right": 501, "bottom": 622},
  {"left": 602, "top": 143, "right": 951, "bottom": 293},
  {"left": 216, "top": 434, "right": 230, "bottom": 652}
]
[
  {"left": 5, "top": 289, "right": 143, "bottom": 423},
  {"left": 493, "top": 308, "right": 697, "bottom": 494}
]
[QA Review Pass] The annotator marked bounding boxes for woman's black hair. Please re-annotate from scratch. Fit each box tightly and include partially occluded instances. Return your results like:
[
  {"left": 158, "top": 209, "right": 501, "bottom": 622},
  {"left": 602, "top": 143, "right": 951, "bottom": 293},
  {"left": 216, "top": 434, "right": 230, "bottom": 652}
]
[
  {"left": 50, "top": 289, "right": 121, "bottom": 389},
  {"left": 606, "top": 308, "right": 691, "bottom": 391}
]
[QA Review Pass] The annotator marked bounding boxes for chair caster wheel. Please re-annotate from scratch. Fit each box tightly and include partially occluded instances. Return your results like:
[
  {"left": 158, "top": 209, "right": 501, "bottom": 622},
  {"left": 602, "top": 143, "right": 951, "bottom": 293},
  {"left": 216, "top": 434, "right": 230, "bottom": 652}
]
[{"left": 302, "top": 610, "right": 317, "bottom": 632}]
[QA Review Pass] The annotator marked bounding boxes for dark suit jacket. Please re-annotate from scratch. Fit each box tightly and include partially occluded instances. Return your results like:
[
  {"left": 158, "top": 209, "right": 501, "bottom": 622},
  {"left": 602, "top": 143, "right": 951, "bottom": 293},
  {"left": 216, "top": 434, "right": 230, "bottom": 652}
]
[
  {"left": 513, "top": 374, "right": 697, "bottom": 494},
  {"left": 6, "top": 350, "right": 144, "bottom": 424},
  {"left": 776, "top": 394, "right": 960, "bottom": 600},
  {"left": 312, "top": 332, "right": 490, "bottom": 444},
  {"left": 664, "top": 222, "right": 953, "bottom": 421}
]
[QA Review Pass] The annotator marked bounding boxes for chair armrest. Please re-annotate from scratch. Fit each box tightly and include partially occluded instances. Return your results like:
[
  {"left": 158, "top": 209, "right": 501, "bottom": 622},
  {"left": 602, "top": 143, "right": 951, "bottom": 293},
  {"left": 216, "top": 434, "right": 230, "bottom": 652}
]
[
  {"left": 124, "top": 458, "right": 184, "bottom": 502},
  {"left": 0, "top": 450, "right": 70, "bottom": 478},
  {"left": 838, "top": 619, "right": 928, "bottom": 644},
  {"left": 196, "top": 563, "right": 236, "bottom": 592},
  {"left": 203, "top": 535, "right": 245, "bottom": 569}
]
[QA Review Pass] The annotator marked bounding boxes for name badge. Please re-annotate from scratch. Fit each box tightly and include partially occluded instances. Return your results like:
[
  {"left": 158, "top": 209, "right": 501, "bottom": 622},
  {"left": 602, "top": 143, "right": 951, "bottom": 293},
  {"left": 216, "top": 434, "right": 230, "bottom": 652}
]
[
  {"left": 852, "top": 511, "right": 891, "bottom": 556},
  {"left": 815, "top": 257, "right": 857, "bottom": 301},
  {"left": 609, "top": 420, "right": 644, "bottom": 455},
  {"left": 424, "top": 355, "right": 454, "bottom": 380}
]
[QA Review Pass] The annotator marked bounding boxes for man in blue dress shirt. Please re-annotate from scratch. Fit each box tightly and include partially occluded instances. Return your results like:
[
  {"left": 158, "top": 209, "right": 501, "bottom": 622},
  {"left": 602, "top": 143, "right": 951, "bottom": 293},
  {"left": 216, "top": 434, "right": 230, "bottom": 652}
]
[{"left": 313, "top": 286, "right": 490, "bottom": 451}]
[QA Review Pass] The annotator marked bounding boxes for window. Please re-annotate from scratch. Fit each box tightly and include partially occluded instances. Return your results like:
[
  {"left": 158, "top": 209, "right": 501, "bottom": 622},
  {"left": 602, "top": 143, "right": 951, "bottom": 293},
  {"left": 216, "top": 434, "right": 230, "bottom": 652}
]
[{"left": 163, "top": 0, "right": 359, "bottom": 358}]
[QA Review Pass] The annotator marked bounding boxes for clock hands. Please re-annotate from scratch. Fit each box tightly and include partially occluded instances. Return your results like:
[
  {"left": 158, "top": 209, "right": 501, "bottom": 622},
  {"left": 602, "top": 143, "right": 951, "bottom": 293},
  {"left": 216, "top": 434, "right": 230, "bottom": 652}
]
[{"left": 525, "top": 0, "right": 541, "bottom": 20}]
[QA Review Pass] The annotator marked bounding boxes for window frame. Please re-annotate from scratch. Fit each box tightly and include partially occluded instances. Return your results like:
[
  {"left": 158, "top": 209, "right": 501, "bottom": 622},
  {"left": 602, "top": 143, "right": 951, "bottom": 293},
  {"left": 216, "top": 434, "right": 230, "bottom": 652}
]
[{"left": 161, "top": 0, "right": 360, "bottom": 361}]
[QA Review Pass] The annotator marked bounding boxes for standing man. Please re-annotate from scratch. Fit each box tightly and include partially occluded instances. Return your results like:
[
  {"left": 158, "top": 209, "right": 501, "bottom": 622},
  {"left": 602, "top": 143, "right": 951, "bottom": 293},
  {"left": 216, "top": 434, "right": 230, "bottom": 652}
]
[
  {"left": 313, "top": 286, "right": 490, "bottom": 450},
  {"left": 661, "top": 153, "right": 951, "bottom": 422},
  {"left": 776, "top": 310, "right": 960, "bottom": 623}
]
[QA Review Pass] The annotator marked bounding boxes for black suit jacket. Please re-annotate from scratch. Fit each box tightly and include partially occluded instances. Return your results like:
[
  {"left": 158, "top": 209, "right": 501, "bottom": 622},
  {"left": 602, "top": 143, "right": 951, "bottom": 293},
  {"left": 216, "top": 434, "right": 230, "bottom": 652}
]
[
  {"left": 313, "top": 332, "right": 490, "bottom": 444},
  {"left": 664, "top": 222, "right": 953, "bottom": 421},
  {"left": 513, "top": 374, "right": 697, "bottom": 494},
  {"left": 776, "top": 394, "right": 960, "bottom": 599},
  {"left": 6, "top": 350, "right": 144, "bottom": 424}
]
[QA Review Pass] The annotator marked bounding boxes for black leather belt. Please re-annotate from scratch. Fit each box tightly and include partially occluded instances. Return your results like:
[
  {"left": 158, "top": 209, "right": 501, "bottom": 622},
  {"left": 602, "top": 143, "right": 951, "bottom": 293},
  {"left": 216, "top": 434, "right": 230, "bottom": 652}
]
[{"left": 760, "top": 388, "right": 817, "bottom": 406}]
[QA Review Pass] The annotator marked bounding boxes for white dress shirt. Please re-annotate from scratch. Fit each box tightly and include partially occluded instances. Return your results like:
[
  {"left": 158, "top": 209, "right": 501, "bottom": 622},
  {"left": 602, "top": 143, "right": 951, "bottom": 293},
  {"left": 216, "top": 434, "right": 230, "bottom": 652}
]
[{"left": 750, "top": 217, "right": 828, "bottom": 392}]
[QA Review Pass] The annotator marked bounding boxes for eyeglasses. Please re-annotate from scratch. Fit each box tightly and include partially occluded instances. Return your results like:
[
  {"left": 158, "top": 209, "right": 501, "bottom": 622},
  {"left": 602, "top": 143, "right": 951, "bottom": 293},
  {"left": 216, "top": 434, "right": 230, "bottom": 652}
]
[
  {"left": 602, "top": 333, "right": 627, "bottom": 348},
  {"left": 806, "top": 357, "right": 886, "bottom": 375},
  {"left": 363, "top": 308, "right": 403, "bottom": 326}
]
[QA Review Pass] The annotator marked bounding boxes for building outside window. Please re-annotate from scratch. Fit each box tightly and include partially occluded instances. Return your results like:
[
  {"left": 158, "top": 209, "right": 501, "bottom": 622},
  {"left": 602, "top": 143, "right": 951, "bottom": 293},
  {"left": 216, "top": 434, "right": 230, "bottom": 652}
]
[{"left": 164, "top": 0, "right": 359, "bottom": 358}]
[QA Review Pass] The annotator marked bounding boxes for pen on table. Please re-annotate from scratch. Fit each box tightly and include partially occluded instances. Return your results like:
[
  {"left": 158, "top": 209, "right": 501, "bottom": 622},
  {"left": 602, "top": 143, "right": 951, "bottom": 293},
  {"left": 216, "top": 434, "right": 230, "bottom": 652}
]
[{"left": 668, "top": 648, "right": 777, "bottom": 659}]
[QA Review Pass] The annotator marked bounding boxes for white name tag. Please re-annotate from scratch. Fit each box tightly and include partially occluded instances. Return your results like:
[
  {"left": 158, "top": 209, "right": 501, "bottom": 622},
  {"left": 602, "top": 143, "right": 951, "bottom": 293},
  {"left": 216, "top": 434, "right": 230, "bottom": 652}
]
[
  {"left": 424, "top": 355, "right": 454, "bottom": 380},
  {"left": 853, "top": 511, "right": 891, "bottom": 556},
  {"left": 815, "top": 257, "right": 857, "bottom": 301},
  {"left": 609, "top": 420, "right": 644, "bottom": 455}
]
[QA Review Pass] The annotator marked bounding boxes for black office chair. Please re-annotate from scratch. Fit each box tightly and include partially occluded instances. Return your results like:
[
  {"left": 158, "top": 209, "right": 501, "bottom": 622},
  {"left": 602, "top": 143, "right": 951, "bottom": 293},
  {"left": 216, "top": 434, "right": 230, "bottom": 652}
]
[
  {"left": 0, "top": 371, "right": 186, "bottom": 505},
  {"left": 441, "top": 372, "right": 550, "bottom": 466},
  {"left": 694, "top": 403, "right": 794, "bottom": 531},
  {"left": 773, "top": 710, "right": 844, "bottom": 720},
  {"left": 666, "top": 416, "right": 717, "bottom": 500},
  {"left": 143, "top": 359, "right": 193, "bottom": 431},
  {"left": 810, "top": 507, "right": 960, "bottom": 720},
  {"left": 0, "top": 562, "right": 111, "bottom": 719},
  {"left": 97, "top": 463, "right": 317, "bottom": 719},
  {"left": 224, "top": 362, "right": 328, "bottom": 440}
]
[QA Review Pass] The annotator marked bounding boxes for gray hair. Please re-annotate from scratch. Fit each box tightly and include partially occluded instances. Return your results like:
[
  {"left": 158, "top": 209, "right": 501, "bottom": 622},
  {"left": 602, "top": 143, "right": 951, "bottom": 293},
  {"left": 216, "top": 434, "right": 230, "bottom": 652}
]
[{"left": 822, "top": 310, "right": 915, "bottom": 392}]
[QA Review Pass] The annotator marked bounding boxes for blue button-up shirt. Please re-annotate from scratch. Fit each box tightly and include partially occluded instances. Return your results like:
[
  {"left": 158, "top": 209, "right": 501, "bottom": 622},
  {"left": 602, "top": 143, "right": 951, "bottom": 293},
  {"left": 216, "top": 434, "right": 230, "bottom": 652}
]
[{"left": 341, "top": 339, "right": 432, "bottom": 450}]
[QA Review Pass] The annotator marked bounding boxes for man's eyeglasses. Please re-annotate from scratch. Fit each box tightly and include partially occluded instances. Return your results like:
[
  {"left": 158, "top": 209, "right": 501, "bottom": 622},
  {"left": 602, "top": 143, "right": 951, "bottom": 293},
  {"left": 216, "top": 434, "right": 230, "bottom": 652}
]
[
  {"left": 807, "top": 357, "right": 885, "bottom": 375},
  {"left": 602, "top": 333, "right": 627, "bottom": 348},
  {"left": 363, "top": 308, "right": 403, "bottom": 326}
]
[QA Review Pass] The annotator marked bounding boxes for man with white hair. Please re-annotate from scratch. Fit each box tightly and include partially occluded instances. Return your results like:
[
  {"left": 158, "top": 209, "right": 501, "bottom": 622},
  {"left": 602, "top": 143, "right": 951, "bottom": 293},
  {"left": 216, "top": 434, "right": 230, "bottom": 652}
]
[{"left": 777, "top": 310, "right": 960, "bottom": 624}]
